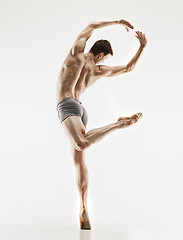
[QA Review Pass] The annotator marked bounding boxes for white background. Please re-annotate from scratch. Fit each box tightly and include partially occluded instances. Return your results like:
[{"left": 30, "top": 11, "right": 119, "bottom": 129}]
[{"left": 0, "top": 0, "right": 183, "bottom": 239}]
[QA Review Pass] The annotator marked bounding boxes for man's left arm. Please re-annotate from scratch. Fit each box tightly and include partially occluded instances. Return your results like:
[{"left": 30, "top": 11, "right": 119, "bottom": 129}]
[
  {"left": 96, "top": 44, "right": 146, "bottom": 78},
  {"left": 96, "top": 30, "right": 147, "bottom": 77},
  {"left": 126, "top": 31, "right": 147, "bottom": 71},
  {"left": 126, "top": 45, "right": 145, "bottom": 71}
]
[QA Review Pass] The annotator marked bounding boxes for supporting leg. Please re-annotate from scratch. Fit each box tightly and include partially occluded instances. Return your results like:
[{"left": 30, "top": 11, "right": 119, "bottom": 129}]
[
  {"left": 71, "top": 147, "right": 89, "bottom": 209},
  {"left": 71, "top": 146, "right": 91, "bottom": 230}
]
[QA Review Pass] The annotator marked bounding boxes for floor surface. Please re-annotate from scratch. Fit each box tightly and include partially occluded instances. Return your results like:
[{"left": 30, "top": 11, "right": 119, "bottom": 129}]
[{"left": 0, "top": 225, "right": 182, "bottom": 240}]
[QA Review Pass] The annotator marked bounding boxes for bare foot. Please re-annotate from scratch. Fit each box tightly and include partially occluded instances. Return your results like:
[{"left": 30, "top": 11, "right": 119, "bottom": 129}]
[{"left": 117, "top": 113, "right": 143, "bottom": 128}]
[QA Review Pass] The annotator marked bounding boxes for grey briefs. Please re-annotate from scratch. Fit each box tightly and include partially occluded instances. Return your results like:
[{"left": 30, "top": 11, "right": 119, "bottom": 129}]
[{"left": 56, "top": 97, "right": 88, "bottom": 127}]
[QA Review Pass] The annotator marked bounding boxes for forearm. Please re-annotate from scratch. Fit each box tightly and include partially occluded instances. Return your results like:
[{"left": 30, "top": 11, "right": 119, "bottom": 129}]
[
  {"left": 91, "top": 20, "right": 119, "bottom": 29},
  {"left": 126, "top": 46, "right": 144, "bottom": 70}
]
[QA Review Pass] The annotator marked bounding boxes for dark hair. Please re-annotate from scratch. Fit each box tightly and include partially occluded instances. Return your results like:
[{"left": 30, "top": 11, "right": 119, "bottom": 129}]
[{"left": 89, "top": 39, "right": 113, "bottom": 56}]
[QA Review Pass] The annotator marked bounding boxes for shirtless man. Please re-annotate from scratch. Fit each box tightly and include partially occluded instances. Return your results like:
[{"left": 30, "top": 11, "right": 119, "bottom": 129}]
[{"left": 56, "top": 19, "right": 147, "bottom": 230}]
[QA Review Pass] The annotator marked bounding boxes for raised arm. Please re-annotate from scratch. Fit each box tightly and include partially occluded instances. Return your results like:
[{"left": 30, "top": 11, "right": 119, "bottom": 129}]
[
  {"left": 96, "top": 30, "right": 147, "bottom": 77},
  {"left": 71, "top": 19, "right": 134, "bottom": 56},
  {"left": 91, "top": 19, "right": 134, "bottom": 31},
  {"left": 126, "top": 31, "right": 147, "bottom": 71},
  {"left": 71, "top": 24, "right": 94, "bottom": 56}
]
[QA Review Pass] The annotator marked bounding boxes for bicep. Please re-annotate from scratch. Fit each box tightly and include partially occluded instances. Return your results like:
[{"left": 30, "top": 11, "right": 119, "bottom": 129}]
[
  {"left": 107, "top": 65, "right": 129, "bottom": 77},
  {"left": 71, "top": 24, "right": 94, "bottom": 56},
  {"left": 76, "top": 24, "right": 94, "bottom": 41},
  {"left": 96, "top": 65, "right": 129, "bottom": 77}
]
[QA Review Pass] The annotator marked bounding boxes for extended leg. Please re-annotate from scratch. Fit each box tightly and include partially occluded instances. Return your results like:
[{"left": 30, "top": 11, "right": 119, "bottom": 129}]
[
  {"left": 84, "top": 113, "right": 143, "bottom": 145},
  {"left": 84, "top": 121, "right": 121, "bottom": 145},
  {"left": 62, "top": 113, "right": 142, "bottom": 151}
]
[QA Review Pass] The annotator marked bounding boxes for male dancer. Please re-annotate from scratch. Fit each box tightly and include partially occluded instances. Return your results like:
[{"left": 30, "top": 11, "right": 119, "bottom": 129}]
[{"left": 56, "top": 19, "right": 147, "bottom": 230}]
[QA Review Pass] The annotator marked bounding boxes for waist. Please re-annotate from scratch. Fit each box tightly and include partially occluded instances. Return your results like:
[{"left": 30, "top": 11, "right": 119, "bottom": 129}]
[
  {"left": 56, "top": 97, "right": 82, "bottom": 108},
  {"left": 57, "top": 92, "right": 80, "bottom": 102}
]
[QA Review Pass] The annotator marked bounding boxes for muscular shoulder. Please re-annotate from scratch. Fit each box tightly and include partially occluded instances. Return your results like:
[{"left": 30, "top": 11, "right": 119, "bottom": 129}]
[
  {"left": 70, "top": 38, "right": 86, "bottom": 56},
  {"left": 63, "top": 49, "right": 85, "bottom": 66},
  {"left": 71, "top": 24, "right": 94, "bottom": 56},
  {"left": 94, "top": 65, "right": 112, "bottom": 77}
]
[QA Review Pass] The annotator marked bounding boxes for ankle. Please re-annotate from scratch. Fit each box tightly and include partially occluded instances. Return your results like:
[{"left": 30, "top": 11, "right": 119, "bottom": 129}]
[
  {"left": 115, "top": 121, "right": 121, "bottom": 129},
  {"left": 80, "top": 206, "right": 87, "bottom": 211}
]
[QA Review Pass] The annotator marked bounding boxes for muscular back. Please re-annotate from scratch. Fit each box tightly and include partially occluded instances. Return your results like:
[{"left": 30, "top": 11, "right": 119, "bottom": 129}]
[
  {"left": 56, "top": 22, "right": 130, "bottom": 103},
  {"left": 56, "top": 48, "right": 99, "bottom": 102}
]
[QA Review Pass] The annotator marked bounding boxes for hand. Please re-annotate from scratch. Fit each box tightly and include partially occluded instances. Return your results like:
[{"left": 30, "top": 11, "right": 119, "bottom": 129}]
[
  {"left": 118, "top": 19, "right": 134, "bottom": 32},
  {"left": 135, "top": 31, "right": 147, "bottom": 48}
]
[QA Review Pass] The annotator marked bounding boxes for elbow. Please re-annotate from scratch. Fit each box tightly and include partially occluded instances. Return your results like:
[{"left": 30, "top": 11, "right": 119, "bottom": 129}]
[
  {"left": 89, "top": 22, "right": 95, "bottom": 29},
  {"left": 126, "top": 64, "right": 135, "bottom": 72}
]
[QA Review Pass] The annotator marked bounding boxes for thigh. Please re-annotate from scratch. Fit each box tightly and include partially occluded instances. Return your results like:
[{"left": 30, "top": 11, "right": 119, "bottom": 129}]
[{"left": 62, "top": 115, "right": 87, "bottom": 148}]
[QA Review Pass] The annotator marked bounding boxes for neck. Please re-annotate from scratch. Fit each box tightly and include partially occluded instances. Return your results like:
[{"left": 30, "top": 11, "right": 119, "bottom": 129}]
[{"left": 85, "top": 52, "right": 97, "bottom": 63}]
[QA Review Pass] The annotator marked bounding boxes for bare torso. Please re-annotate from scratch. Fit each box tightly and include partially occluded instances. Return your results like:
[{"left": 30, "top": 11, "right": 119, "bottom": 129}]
[{"left": 56, "top": 48, "right": 100, "bottom": 103}]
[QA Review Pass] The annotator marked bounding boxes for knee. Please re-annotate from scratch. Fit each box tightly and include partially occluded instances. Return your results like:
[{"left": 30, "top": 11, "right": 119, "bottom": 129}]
[{"left": 75, "top": 138, "right": 90, "bottom": 151}]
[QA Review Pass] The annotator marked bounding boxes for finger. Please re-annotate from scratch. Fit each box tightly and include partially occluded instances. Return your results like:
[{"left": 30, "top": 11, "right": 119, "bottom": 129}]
[
  {"left": 126, "top": 24, "right": 133, "bottom": 29},
  {"left": 135, "top": 34, "right": 140, "bottom": 39},
  {"left": 129, "top": 24, "right": 134, "bottom": 29},
  {"left": 125, "top": 21, "right": 134, "bottom": 29}
]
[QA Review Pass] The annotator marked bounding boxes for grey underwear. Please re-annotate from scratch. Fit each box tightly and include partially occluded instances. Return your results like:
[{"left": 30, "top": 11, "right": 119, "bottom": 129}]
[{"left": 56, "top": 97, "right": 88, "bottom": 127}]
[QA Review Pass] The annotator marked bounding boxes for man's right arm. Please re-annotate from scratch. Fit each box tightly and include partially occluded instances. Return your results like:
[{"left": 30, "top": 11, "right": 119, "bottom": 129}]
[
  {"left": 71, "top": 19, "right": 133, "bottom": 56},
  {"left": 71, "top": 24, "right": 94, "bottom": 56},
  {"left": 71, "top": 21, "right": 118, "bottom": 56},
  {"left": 90, "top": 20, "right": 119, "bottom": 29},
  {"left": 91, "top": 19, "right": 134, "bottom": 31}
]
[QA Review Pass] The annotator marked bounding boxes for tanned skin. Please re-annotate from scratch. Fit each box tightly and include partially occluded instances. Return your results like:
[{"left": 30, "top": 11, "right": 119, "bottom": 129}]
[{"left": 56, "top": 19, "right": 147, "bottom": 230}]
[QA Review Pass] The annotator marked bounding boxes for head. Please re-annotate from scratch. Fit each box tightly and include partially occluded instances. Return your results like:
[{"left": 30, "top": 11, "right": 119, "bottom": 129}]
[{"left": 89, "top": 39, "right": 113, "bottom": 63}]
